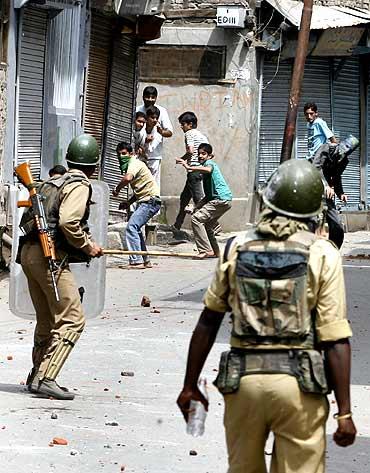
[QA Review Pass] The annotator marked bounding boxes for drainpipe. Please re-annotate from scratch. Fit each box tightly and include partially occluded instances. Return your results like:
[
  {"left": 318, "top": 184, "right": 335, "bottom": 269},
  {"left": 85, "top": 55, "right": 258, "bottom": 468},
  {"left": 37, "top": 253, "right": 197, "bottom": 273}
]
[{"left": 280, "top": 0, "right": 314, "bottom": 163}]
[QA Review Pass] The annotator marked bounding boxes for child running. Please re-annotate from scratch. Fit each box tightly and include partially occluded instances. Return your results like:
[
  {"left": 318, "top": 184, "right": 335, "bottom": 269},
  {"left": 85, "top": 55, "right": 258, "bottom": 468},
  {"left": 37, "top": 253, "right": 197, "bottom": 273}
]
[{"left": 176, "top": 143, "right": 232, "bottom": 258}]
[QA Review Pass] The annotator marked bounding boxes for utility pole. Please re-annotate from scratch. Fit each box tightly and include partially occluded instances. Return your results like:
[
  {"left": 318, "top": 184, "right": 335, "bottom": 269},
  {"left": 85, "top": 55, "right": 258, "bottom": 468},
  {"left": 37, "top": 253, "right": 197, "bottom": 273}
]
[{"left": 280, "top": 0, "right": 314, "bottom": 163}]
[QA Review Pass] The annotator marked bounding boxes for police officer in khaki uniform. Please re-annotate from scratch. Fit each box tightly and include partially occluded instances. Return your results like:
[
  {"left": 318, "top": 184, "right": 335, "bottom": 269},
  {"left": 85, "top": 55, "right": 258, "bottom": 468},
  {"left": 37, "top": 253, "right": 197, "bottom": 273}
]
[
  {"left": 20, "top": 134, "right": 103, "bottom": 400},
  {"left": 177, "top": 159, "right": 356, "bottom": 472}
]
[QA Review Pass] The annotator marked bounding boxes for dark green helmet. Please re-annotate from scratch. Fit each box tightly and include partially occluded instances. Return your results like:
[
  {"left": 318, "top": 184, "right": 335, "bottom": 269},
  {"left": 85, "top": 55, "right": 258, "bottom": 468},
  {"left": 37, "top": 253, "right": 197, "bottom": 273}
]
[
  {"left": 262, "top": 159, "right": 324, "bottom": 218},
  {"left": 66, "top": 134, "right": 100, "bottom": 166}
]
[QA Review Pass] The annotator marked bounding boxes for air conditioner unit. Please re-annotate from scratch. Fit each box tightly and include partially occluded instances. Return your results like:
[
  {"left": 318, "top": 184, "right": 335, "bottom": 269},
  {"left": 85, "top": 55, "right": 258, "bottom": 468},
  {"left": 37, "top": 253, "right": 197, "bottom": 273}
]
[{"left": 114, "top": 0, "right": 164, "bottom": 16}]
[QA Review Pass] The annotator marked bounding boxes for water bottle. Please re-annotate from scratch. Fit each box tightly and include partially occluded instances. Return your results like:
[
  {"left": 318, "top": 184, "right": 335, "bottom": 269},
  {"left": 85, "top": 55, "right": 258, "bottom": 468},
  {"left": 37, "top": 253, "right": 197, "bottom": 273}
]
[{"left": 186, "top": 377, "right": 208, "bottom": 437}]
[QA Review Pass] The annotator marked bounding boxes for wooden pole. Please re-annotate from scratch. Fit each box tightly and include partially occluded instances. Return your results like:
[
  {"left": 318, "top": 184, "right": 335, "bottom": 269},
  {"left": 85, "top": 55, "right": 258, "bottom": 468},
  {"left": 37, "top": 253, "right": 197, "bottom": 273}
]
[
  {"left": 103, "top": 249, "right": 197, "bottom": 258},
  {"left": 280, "top": 0, "right": 314, "bottom": 163}
]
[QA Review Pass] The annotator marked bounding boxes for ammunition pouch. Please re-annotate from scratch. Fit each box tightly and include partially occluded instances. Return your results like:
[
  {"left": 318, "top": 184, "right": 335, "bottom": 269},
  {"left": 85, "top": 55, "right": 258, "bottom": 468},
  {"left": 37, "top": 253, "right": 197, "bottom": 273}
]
[{"left": 214, "top": 349, "right": 329, "bottom": 396}]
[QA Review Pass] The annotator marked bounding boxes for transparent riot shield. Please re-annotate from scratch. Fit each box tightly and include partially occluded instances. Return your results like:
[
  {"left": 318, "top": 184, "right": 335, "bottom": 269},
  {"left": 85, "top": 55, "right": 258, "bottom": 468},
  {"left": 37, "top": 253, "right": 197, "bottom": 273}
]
[{"left": 9, "top": 180, "right": 109, "bottom": 320}]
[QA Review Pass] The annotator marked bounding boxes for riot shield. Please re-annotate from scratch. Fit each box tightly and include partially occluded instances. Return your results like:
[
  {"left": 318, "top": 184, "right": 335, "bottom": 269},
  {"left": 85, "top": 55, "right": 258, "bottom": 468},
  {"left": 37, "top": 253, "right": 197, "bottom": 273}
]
[{"left": 9, "top": 180, "right": 109, "bottom": 320}]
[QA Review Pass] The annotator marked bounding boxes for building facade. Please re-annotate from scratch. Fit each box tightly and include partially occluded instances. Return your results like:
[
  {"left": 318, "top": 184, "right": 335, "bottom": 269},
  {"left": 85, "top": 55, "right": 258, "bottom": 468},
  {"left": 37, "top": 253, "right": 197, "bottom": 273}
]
[
  {"left": 0, "top": 0, "right": 165, "bottom": 242},
  {"left": 140, "top": 0, "right": 259, "bottom": 231}
]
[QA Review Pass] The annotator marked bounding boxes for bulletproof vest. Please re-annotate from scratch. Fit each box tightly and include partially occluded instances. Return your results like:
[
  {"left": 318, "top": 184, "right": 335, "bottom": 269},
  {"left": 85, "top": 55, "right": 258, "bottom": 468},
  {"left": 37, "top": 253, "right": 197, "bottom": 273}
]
[
  {"left": 232, "top": 229, "right": 317, "bottom": 349},
  {"left": 19, "top": 172, "right": 92, "bottom": 263}
]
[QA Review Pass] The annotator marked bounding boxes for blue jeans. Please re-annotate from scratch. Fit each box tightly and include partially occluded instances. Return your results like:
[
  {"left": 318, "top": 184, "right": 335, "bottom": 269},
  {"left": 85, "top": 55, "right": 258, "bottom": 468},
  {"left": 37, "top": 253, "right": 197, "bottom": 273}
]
[{"left": 126, "top": 198, "right": 161, "bottom": 264}]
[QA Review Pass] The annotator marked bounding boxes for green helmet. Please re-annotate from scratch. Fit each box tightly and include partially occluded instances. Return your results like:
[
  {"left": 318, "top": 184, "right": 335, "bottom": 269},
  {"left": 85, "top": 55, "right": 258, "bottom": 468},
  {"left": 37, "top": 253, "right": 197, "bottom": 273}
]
[
  {"left": 262, "top": 159, "right": 324, "bottom": 218},
  {"left": 66, "top": 134, "right": 100, "bottom": 166}
]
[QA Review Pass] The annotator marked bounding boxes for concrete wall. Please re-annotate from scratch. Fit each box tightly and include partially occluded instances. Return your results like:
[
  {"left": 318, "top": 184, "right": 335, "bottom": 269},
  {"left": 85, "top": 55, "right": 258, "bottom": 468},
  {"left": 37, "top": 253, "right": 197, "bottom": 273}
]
[
  {"left": 139, "top": 24, "right": 260, "bottom": 231},
  {"left": 0, "top": 65, "right": 7, "bottom": 226}
]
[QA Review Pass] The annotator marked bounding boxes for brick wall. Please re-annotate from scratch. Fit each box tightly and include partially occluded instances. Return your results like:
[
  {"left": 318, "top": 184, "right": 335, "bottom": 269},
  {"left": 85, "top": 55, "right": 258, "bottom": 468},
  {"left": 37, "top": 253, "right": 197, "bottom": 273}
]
[{"left": 168, "top": 0, "right": 370, "bottom": 10}]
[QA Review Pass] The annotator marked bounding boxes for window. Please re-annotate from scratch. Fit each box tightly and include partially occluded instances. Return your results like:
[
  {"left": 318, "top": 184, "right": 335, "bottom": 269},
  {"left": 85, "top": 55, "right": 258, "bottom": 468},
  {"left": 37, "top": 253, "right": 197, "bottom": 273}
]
[
  {"left": 0, "top": 0, "right": 10, "bottom": 65},
  {"left": 139, "top": 45, "right": 226, "bottom": 84}
]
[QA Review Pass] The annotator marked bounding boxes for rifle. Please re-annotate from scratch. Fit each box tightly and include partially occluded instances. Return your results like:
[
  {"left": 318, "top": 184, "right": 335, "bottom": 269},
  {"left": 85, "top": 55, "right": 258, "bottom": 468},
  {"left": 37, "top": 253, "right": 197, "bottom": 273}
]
[{"left": 15, "top": 162, "right": 60, "bottom": 302}]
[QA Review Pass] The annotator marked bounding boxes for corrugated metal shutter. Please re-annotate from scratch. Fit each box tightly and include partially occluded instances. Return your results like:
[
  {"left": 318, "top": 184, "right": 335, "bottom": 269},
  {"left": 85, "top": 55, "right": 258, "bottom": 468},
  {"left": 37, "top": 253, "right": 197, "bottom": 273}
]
[
  {"left": 17, "top": 7, "right": 47, "bottom": 178},
  {"left": 83, "top": 13, "right": 111, "bottom": 150},
  {"left": 83, "top": 13, "right": 111, "bottom": 178},
  {"left": 258, "top": 59, "right": 291, "bottom": 186},
  {"left": 298, "top": 58, "right": 332, "bottom": 159},
  {"left": 332, "top": 57, "right": 361, "bottom": 208},
  {"left": 102, "top": 34, "right": 137, "bottom": 213}
]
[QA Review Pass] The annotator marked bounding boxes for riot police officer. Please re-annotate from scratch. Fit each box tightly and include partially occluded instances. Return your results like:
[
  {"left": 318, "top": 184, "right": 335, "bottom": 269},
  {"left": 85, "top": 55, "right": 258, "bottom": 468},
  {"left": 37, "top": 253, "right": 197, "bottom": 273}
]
[
  {"left": 20, "top": 134, "right": 103, "bottom": 400},
  {"left": 177, "top": 159, "right": 356, "bottom": 472}
]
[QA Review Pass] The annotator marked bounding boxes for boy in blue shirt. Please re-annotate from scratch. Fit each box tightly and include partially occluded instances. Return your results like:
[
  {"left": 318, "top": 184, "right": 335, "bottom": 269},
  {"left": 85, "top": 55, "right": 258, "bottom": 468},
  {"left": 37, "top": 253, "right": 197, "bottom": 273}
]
[
  {"left": 176, "top": 143, "right": 232, "bottom": 258},
  {"left": 304, "top": 102, "right": 337, "bottom": 159}
]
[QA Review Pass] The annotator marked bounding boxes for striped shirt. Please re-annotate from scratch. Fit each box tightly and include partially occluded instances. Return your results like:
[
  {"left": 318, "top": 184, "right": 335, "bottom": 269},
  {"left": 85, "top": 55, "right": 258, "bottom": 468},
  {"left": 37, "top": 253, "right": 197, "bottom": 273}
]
[{"left": 184, "top": 129, "right": 209, "bottom": 166}]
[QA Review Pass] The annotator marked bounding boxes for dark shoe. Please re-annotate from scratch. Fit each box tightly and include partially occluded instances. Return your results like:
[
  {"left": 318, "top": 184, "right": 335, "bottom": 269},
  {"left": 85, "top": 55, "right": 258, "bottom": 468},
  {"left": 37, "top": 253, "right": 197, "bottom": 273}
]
[
  {"left": 35, "top": 379, "right": 75, "bottom": 400},
  {"left": 144, "top": 261, "right": 153, "bottom": 268},
  {"left": 26, "top": 368, "right": 37, "bottom": 392}
]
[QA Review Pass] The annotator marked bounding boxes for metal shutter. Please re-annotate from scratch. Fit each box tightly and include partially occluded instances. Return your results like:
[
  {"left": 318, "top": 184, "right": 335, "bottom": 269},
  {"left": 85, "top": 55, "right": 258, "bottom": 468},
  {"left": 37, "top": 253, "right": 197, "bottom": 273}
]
[
  {"left": 102, "top": 34, "right": 137, "bottom": 213},
  {"left": 298, "top": 58, "right": 332, "bottom": 159},
  {"left": 332, "top": 57, "right": 361, "bottom": 208},
  {"left": 258, "top": 59, "right": 291, "bottom": 186},
  {"left": 83, "top": 13, "right": 111, "bottom": 149},
  {"left": 16, "top": 7, "right": 47, "bottom": 178}
]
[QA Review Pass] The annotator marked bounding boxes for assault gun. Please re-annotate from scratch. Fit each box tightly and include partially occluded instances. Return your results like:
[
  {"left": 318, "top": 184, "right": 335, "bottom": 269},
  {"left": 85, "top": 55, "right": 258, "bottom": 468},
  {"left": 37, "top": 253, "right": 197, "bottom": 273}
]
[{"left": 14, "top": 162, "right": 60, "bottom": 302}]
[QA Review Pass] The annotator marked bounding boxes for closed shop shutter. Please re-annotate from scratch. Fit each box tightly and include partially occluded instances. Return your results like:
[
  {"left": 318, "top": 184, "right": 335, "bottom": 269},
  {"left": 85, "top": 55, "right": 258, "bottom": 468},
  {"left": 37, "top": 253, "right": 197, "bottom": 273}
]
[
  {"left": 17, "top": 7, "right": 48, "bottom": 178},
  {"left": 102, "top": 34, "right": 137, "bottom": 213},
  {"left": 83, "top": 13, "right": 111, "bottom": 151},
  {"left": 332, "top": 57, "right": 361, "bottom": 208},
  {"left": 298, "top": 58, "right": 332, "bottom": 159},
  {"left": 258, "top": 59, "right": 291, "bottom": 186}
]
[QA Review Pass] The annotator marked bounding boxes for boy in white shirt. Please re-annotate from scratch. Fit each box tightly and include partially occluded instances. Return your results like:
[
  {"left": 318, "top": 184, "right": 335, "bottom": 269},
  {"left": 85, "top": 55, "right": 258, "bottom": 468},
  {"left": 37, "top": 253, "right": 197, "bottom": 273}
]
[{"left": 144, "top": 105, "right": 163, "bottom": 190}]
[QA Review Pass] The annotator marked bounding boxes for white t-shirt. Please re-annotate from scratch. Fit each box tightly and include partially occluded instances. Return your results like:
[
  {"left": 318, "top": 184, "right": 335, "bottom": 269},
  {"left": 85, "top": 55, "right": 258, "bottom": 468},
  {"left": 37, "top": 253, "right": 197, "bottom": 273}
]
[
  {"left": 136, "top": 104, "right": 173, "bottom": 133},
  {"left": 144, "top": 126, "right": 163, "bottom": 161}
]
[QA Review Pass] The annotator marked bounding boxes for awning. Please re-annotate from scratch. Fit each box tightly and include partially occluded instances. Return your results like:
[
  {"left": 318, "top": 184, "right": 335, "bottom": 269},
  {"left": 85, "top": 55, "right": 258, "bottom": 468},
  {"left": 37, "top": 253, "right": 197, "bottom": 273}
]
[{"left": 265, "top": 0, "right": 370, "bottom": 29}]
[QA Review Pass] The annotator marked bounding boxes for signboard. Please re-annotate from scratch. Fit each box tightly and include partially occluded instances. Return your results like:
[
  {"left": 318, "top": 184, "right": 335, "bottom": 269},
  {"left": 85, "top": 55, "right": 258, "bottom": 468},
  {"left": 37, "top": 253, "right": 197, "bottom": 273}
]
[
  {"left": 216, "top": 6, "right": 246, "bottom": 28},
  {"left": 312, "top": 27, "right": 365, "bottom": 56}
]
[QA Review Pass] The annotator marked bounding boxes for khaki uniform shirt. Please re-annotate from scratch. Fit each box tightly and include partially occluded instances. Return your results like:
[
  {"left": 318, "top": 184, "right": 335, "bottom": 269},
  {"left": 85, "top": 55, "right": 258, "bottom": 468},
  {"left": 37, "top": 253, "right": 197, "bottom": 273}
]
[
  {"left": 127, "top": 158, "right": 160, "bottom": 203},
  {"left": 59, "top": 169, "right": 93, "bottom": 255},
  {"left": 204, "top": 234, "right": 352, "bottom": 348}
]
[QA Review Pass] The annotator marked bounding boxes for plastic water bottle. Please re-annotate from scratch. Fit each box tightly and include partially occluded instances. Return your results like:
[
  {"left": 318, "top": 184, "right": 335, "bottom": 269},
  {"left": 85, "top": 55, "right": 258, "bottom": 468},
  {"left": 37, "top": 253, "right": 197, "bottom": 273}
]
[{"left": 186, "top": 377, "right": 208, "bottom": 437}]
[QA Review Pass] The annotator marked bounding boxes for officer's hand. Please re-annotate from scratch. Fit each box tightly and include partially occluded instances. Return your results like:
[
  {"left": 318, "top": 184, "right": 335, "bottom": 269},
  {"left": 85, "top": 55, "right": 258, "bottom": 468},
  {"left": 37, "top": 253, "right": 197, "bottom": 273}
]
[
  {"left": 325, "top": 186, "right": 335, "bottom": 199},
  {"left": 87, "top": 242, "right": 103, "bottom": 258},
  {"left": 340, "top": 194, "right": 348, "bottom": 203},
  {"left": 177, "top": 386, "right": 208, "bottom": 423},
  {"left": 333, "top": 418, "right": 357, "bottom": 447},
  {"left": 112, "top": 189, "right": 119, "bottom": 198}
]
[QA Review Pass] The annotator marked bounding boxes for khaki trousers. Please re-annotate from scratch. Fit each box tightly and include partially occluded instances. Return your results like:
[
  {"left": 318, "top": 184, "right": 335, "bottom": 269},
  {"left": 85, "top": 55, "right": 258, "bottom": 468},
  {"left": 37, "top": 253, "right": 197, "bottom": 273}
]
[
  {"left": 191, "top": 200, "right": 232, "bottom": 254},
  {"left": 224, "top": 374, "right": 329, "bottom": 473},
  {"left": 21, "top": 242, "right": 85, "bottom": 379}
]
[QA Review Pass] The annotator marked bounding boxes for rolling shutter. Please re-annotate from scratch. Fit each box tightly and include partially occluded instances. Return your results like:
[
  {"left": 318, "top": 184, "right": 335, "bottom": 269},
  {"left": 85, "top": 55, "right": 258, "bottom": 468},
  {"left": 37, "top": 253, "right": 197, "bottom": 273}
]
[
  {"left": 102, "top": 34, "right": 137, "bottom": 213},
  {"left": 258, "top": 59, "right": 291, "bottom": 186},
  {"left": 16, "top": 7, "right": 47, "bottom": 178},
  {"left": 83, "top": 13, "right": 111, "bottom": 150},
  {"left": 332, "top": 57, "right": 361, "bottom": 208}
]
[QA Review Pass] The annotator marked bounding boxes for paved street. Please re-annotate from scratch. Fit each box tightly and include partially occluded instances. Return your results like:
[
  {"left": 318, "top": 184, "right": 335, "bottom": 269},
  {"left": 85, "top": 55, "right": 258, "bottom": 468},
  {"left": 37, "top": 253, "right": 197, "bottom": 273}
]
[{"left": 0, "top": 235, "right": 370, "bottom": 472}]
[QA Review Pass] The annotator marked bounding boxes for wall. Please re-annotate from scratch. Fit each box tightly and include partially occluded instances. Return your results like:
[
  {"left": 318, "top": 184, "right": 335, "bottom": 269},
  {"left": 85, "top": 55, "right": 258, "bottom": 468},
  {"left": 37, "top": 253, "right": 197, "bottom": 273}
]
[
  {"left": 139, "top": 24, "right": 260, "bottom": 231},
  {"left": 168, "top": 0, "right": 370, "bottom": 8},
  {"left": 0, "top": 65, "right": 6, "bottom": 226}
]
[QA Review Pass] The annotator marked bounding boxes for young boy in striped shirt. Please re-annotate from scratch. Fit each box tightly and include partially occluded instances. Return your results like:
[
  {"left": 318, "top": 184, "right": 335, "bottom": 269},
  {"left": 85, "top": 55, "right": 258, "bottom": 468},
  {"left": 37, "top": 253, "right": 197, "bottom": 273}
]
[{"left": 173, "top": 111, "right": 208, "bottom": 231}]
